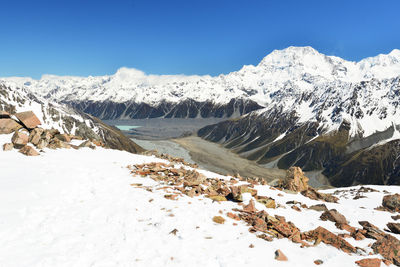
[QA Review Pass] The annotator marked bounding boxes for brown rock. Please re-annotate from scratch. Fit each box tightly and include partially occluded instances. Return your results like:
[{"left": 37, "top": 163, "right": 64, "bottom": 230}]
[
  {"left": 0, "top": 118, "right": 23, "bottom": 134},
  {"left": 355, "top": 258, "right": 381, "bottom": 267},
  {"left": 19, "top": 145, "right": 39, "bottom": 156},
  {"left": 227, "top": 212, "right": 240, "bottom": 221},
  {"left": 243, "top": 200, "right": 257, "bottom": 213},
  {"left": 302, "top": 187, "right": 339, "bottom": 203},
  {"left": 15, "top": 111, "right": 41, "bottom": 129},
  {"left": 28, "top": 128, "right": 44, "bottom": 146},
  {"left": 274, "top": 249, "right": 288, "bottom": 261},
  {"left": 359, "top": 221, "right": 385, "bottom": 240},
  {"left": 392, "top": 215, "right": 400, "bottom": 221},
  {"left": 382, "top": 194, "right": 400, "bottom": 212},
  {"left": 212, "top": 216, "right": 225, "bottom": 224},
  {"left": 257, "top": 197, "right": 276, "bottom": 208},
  {"left": 2, "top": 143, "right": 13, "bottom": 151},
  {"left": 304, "top": 226, "right": 357, "bottom": 253},
  {"left": 282, "top": 166, "right": 309, "bottom": 192},
  {"left": 309, "top": 204, "right": 328, "bottom": 212},
  {"left": 387, "top": 222, "right": 400, "bottom": 234},
  {"left": 320, "top": 209, "right": 347, "bottom": 225},
  {"left": 11, "top": 131, "right": 29, "bottom": 147},
  {"left": 371, "top": 234, "right": 400, "bottom": 265},
  {"left": 55, "top": 133, "right": 71, "bottom": 143},
  {"left": 314, "top": 259, "right": 324, "bottom": 265}
]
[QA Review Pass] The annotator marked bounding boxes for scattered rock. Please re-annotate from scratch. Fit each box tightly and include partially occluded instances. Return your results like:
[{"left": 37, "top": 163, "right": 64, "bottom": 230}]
[
  {"left": 2, "top": 143, "right": 13, "bottom": 151},
  {"left": 243, "top": 200, "right": 257, "bottom": 213},
  {"left": 274, "top": 249, "right": 288, "bottom": 261},
  {"left": 28, "top": 127, "right": 44, "bottom": 146},
  {"left": 302, "top": 187, "right": 339, "bottom": 203},
  {"left": 309, "top": 204, "right": 328, "bottom": 212},
  {"left": 212, "top": 216, "right": 225, "bottom": 224},
  {"left": 320, "top": 209, "right": 348, "bottom": 225},
  {"left": 169, "top": 229, "right": 178, "bottom": 235},
  {"left": 392, "top": 215, "right": 400, "bottom": 221},
  {"left": 249, "top": 244, "right": 254, "bottom": 248},
  {"left": 359, "top": 221, "right": 385, "bottom": 240},
  {"left": 207, "top": 195, "right": 227, "bottom": 202},
  {"left": 281, "top": 166, "right": 309, "bottom": 192},
  {"left": 55, "top": 133, "right": 72, "bottom": 142},
  {"left": 227, "top": 212, "right": 240, "bottom": 221},
  {"left": 355, "top": 258, "right": 381, "bottom": 267},
  {"left": 304, "top": 226, "right": 357, "bottom": 253},
  {"left": 19, "top": 145, "right": 39, "bottom": 156},
  {"left": 11, "top": 131, "right": 29, "bottom": 147},
  {"left": 15, "top": 111, "right": 41, "bottom": 129},
  {"left": 382, "top": 194, "right": 400, "bottom": 212},
  {"left": 314, "top": 259, "right": 324, "bottom": 265},
  {"left": 371, "top": 234, "right": 400, "bottom": 265},
  {"left": 256, "top": 197, "right": 276, "bottom": 208},
  {"left": 0, "top": 118, "right": 23, "bottom": 134},
  {"left": 387, "top": 222, "right": 400, "bottom": 234}
]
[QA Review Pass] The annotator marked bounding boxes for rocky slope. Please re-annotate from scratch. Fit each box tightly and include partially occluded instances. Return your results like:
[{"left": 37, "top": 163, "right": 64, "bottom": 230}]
[
  {"left": 198, "top": 76, "right": 400, "bottom": 186},
  {"left": 0, "top": 83, "right": 143, "bottom": 153}
]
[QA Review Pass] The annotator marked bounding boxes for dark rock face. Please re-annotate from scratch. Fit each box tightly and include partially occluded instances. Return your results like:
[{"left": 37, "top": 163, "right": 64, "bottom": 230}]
[
  {"left": 197, "top": 110, "right": 400, "bottom": 186},
  {"left": 64, "top": 98, "right": 264, "bottom": 120}
]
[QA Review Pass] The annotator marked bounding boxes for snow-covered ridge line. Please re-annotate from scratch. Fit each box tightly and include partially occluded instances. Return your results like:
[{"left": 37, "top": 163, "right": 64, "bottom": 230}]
[{"left": 1, "top": 46, "right": 400, "bottom": 105}]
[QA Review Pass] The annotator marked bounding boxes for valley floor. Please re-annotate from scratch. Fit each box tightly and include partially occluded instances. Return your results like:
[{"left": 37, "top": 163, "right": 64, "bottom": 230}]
[{"left": 1, "top": 133, "right": 399, "bottom": 266}]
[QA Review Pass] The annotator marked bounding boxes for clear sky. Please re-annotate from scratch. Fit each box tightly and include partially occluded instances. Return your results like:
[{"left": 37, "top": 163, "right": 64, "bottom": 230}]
[{"left": 1, "top": 0, "right": 399, "bottom": 78}]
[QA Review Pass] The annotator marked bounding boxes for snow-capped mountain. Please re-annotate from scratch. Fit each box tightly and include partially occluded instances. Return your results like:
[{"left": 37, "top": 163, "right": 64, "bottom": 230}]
[
  {"left": 2, "top": 46, "right": 400, "bottom": 186},
  {"left": 0, "top": 83, "right": 143, "bottom": 153},
  {"left": 2, "top": 46, "right": 400, "bottom": 132}
]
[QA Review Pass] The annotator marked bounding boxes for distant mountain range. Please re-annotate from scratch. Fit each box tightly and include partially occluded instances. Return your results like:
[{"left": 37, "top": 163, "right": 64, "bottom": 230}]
[{"left": 2, "top": 46, "right": 400, "bottom": 186}]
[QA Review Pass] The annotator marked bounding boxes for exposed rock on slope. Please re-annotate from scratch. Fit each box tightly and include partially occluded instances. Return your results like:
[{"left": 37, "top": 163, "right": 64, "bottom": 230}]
[{"left": 0, "top": 83, "right": 143, "bottom": 153}]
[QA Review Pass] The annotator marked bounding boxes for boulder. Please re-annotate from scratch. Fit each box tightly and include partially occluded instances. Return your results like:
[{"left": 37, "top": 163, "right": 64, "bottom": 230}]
[
  {"left": 29, "top": 128, "right": 44, "bottom": 146},
  {"left": 15, "top": 111, "right": 41, "bottom": 129},
  {"left": 320, "top": 209, "right": 348, "bottom": 225},
  {"left": 0, "top": 118, "right": 23, "bottom": 134},
  {"left": 304, "top": 226, "right": 357, "bottom": 253},
  {"left": 282, "top": 166, "right": 309, "bottom": 192},
  {"left": 387, "top": 222, "right": 400, "bottom": 234},
  {"left": 359, "top": 221, "right": 385, "bottom": 240},
  {"left": 2, "top": 143, "right": 13, "bottom": 151},
  {"left": 382, "top": 194, "right": 400, "bottom": 212},
  {"left": 11, "top": 131, "right": 29, "bottom": 147},
  {"left": 355, "top": 258, "right": 381, "bottom": 267},
  {"left": 243, "top": 199, "right": 257, "bottom": 213},
  {"left": 19, "top": 145, "right": 39, "bottom": 156},
  {"left": 371, "top": 234, "right": 400, "bottom": 265}
]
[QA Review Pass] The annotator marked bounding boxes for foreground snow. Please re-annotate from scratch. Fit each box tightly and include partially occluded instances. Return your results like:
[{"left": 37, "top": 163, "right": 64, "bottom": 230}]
[{"left": 1, "top": 139, "right": 399, "bottom": 266}]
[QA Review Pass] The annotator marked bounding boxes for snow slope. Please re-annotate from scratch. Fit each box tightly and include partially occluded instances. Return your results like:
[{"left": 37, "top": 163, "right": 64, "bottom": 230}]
[{"left": 1, "top": 134, "right": 399, "bottom": 266}]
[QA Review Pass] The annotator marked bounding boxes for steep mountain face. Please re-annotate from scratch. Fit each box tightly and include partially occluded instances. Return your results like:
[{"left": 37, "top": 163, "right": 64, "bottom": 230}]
[
  {"left": 0, "top": 83, "right": 143, "bottom": 153},
  {"left": 198, "top": 76, "right": 400, "bottom": 186}
]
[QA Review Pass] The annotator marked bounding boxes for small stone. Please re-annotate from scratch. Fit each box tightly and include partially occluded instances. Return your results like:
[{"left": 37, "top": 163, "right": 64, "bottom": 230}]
[
  {"left": 2, "top": 143, "right": 13, "bottom": 151},
  {"left": 212, "top": 216, "right": 225, "bottom": 224},
  {"left": 249, "top": 244, "right": 254, "bottom": 248},
  {"left": 320, "top": 209, "right": 347, "bottom": 225},
  {"left": 169, "top": 229, "right": 178, "bottom": 235},
  {"left": 243, "top": 199, "right": 257, "bottom": 213},
  {"left": 227, "top": 212, "right": 240, "bottom": 221},
  {"left": 355, "top": 258, "right": 381, "bottom": 267},
  {"left": 274, "top": 249, "right": 288, "bottom": 261},
  {"left": 19, "top": 145, "right": 39, "bottom": 156},
  {"left": 207, "top": 195, "right": 227, "bottom": 201},
  {"left": 314, "top": 259, "right": 323, "bottom": 265},
  {"left": 309, "top": 204, "right": 328, "bottom": 212}
]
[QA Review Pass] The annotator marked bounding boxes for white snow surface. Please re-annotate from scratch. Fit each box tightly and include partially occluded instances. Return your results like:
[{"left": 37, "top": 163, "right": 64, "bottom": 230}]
[
  {"left": 1, "top": 135, "right": 399, "bottom": 266},
  {"left": 2, "top": 46, "right": 400, "bottom": 138}
]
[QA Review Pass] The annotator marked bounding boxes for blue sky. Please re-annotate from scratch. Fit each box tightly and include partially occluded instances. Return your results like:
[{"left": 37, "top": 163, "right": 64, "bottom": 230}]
[{"left": 1, "top": 0, "right": 399, "bottom": 78}]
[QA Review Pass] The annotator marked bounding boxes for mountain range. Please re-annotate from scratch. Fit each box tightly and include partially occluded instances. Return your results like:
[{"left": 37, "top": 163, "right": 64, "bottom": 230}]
[{"left": 2, "top": 46, "right": 400, "bottom": 186}]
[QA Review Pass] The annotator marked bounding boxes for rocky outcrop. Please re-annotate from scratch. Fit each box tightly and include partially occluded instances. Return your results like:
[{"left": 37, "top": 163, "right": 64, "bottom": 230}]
[
  {"left": 382, "top": 194, "right": 400, "bottom": 212},
  {"left": 0, "top": 84, "right": 143, "bottom": 154}
]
